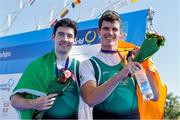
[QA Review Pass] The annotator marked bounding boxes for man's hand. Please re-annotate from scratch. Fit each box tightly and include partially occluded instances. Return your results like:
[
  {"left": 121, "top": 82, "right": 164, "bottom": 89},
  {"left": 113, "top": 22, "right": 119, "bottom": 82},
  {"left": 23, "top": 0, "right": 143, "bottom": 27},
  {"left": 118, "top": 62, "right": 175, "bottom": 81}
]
[
  {"left": 32, "top": 93, "right": 58, "bottom": 110},
  {"left": 131, "top": 47, "right": 140, "bottom": 56},
  {"left": 10, "top": 93, "right": 58, "bottom": 110},
  {"left": 121, "top": 61, "right": 142, "bottom": 78},
  {"left": 121, "top": 48, "right": 142, "bottom": 77}
]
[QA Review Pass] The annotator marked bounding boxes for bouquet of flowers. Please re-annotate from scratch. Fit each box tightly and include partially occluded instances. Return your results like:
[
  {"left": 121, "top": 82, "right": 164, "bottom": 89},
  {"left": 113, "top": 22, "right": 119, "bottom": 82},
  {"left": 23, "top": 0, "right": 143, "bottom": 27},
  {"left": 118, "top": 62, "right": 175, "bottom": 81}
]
[
  {"left": 133, "top": 32, "right": 165, "bottom": 63},
  {"left": 33, "top": 68, "right": 75, "bottom": 119},
  {"left": 132, "top": 32, "right": 165, "bottom": 101}
]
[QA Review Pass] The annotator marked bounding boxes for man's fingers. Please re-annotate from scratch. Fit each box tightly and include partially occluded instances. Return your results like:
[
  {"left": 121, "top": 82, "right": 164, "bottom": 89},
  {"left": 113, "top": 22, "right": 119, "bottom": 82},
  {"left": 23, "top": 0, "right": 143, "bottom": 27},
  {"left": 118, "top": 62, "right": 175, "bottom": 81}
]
[
  {"left": 42, "top": 101, "right": 54, "bottom": 110},
  {"left": 45, "top": 106, "right": 53, "bottom": 110},
  {"left": 48, "top": 101, "right": 54, "bottom": 106},
  {"left": 127, "top": 62, "right": 142, "bottom": 76},
  {"left": 129, "top": 69, "right": 135, "bottom": 75},
  {"left": 134, "top": 62, "right": 142, "bottom": 70},
  {"left": 47, "top": 93, "right": 58, "bottom": 99},
  {"left": 127, "top": 56, "right": 132, "bottom": 62},
  {"left": 130, "top": 61, "right": 142, "bottom": 70},
  {"left": 42, "top": 106, "right": 52, "bottom": 110},
  {"left": 49, "top": 97, "right": 56, "bottom": 103},
  {"left": 131, "top": 48, "right": 139, "bottom": 55},
  {"left": 46, "top": 101, "right": 54, "bottom": 107}
]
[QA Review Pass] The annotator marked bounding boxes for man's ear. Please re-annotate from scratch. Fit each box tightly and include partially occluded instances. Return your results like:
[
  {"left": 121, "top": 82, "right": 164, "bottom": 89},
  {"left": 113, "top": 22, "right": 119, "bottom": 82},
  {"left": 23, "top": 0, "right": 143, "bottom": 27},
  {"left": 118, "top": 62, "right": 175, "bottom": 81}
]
[
  {"left": 51, "top": 34, "right": 55, "bottom": 41},
  {"left": 74, "top": 37, "right": 77, "bottom": 42},
  {"left": 73, "top": 37, "right": 76, "bottom": 45},
  {"left": 120, "top": 31, "right": 122, "bottom": 35},
  {"left": 119, "top": 31, "right": 123, "bottom": 38},
  {"left": 97, "top": 28, "right": 101, "bottom": 35}
]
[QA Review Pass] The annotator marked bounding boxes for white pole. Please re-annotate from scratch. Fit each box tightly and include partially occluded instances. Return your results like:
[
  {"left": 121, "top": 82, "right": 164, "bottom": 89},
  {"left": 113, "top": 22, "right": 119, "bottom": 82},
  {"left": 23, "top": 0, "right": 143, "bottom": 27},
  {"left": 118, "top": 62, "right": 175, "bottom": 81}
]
[
  {"left": 8, "top": 14, "right": 11, "bottom": 27},
  {"left": 64, "top": 0, "right": 68, "bottom": 7},
  {"left": 50, "top": 9, "right": 54, "bottom": 22},
  {"left": 20, "top": 0, "right": 23, "bottom": 9}
]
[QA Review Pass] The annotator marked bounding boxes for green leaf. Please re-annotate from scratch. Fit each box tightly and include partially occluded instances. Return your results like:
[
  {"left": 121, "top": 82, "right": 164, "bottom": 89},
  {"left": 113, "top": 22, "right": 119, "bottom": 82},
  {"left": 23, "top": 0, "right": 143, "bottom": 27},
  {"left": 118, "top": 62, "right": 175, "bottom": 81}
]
[{"left": 134, "top": 32, "right": 165, "bottom": 63}]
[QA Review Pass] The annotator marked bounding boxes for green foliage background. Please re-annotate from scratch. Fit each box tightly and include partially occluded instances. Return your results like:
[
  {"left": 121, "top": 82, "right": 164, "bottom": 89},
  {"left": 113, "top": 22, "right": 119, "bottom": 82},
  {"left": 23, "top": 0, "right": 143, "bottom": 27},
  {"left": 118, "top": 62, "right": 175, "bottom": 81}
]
[{"left": 164, "top": 93, "right": 180, "bottom": 119}]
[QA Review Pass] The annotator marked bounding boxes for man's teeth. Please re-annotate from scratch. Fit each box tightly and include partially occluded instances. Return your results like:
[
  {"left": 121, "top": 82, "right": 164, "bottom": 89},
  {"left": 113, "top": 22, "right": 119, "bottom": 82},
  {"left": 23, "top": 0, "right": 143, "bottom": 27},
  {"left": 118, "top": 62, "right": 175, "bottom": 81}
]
[
  {"left": 59, "top": 43, "right": 67, "bottom": 46},
  {"left": 106, "top": 38, "right": 113, "bottom": 40}
]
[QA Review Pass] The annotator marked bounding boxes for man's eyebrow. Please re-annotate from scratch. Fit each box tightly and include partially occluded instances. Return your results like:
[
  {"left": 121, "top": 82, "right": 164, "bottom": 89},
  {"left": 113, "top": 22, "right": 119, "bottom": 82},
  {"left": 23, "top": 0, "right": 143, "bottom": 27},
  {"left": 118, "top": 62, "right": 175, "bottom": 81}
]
[
  {"left": 102, "top": 26, "right": 109, "bottom": 29},
  {"left": 57, "top": 31, "right": 64, "bottom": 33}
]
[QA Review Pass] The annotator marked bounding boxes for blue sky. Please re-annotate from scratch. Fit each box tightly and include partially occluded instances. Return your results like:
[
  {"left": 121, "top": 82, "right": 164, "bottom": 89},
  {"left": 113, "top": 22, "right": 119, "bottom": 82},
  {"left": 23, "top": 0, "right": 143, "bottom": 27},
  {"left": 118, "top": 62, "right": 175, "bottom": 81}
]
[{"left": 0, "top": 0, "right": 180, "bottom": 96}]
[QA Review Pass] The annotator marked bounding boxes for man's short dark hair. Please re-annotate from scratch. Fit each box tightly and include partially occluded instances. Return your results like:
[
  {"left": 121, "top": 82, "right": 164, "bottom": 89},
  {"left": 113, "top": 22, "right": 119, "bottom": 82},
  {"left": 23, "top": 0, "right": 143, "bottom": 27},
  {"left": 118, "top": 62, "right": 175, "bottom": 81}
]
[
  {"left": 98, "top": 10, "right": 121, "bottom": 29},
  {"left": 53, "top": 18, "right": 77, "bottom": 38}
]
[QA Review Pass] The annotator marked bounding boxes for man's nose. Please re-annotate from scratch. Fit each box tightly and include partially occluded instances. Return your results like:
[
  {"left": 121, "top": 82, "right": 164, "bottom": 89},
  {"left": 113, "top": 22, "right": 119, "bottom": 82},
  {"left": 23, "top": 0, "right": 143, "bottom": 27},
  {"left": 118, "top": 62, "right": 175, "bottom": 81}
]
[
  {"left": 62, "top": 35, "right": 68, "bottom": 41},
  {"left": 108, "top": 29, "right": 113, "bottom": 35}
]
